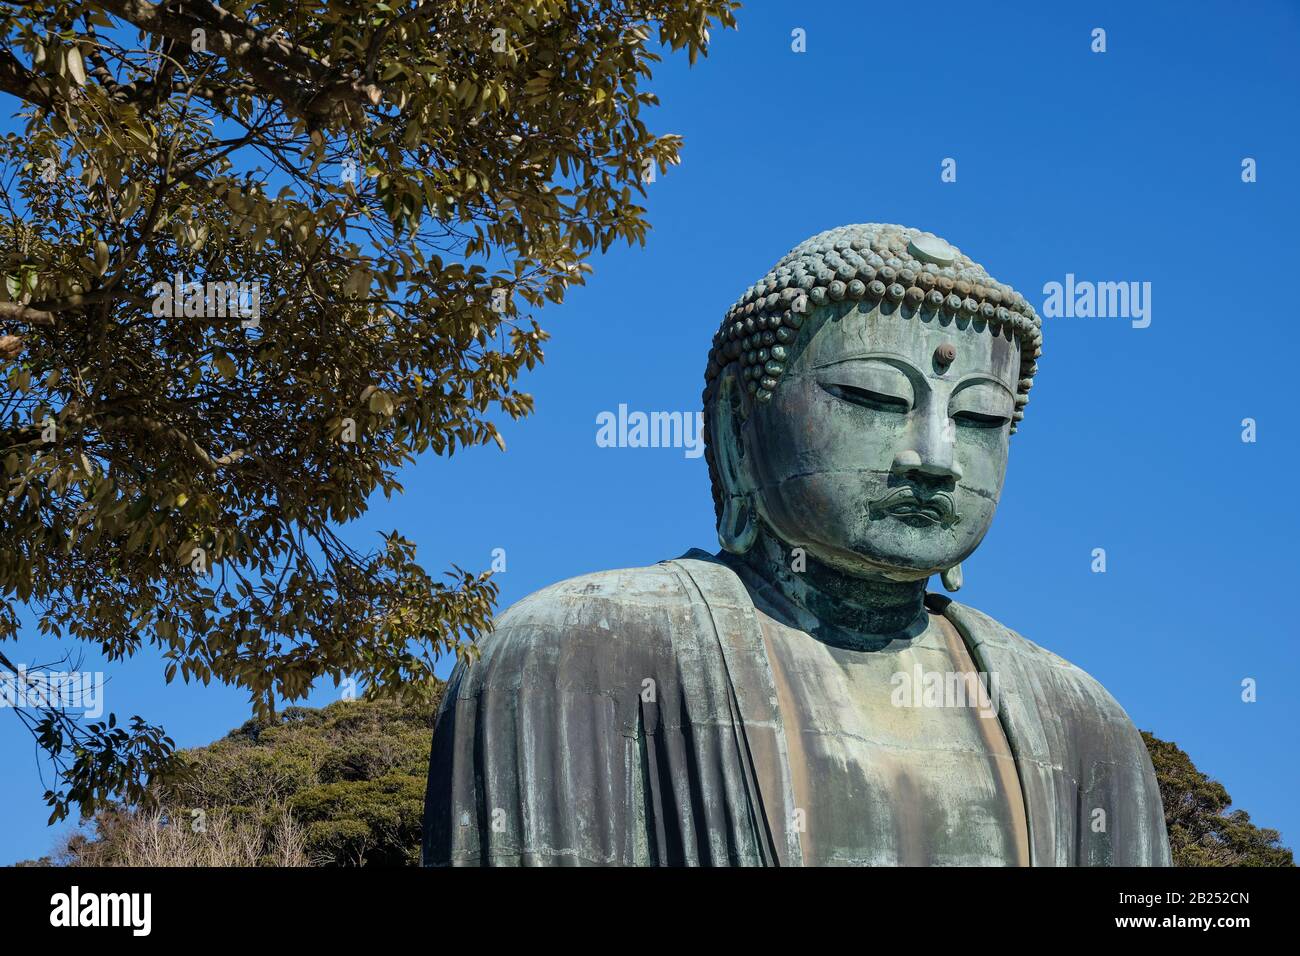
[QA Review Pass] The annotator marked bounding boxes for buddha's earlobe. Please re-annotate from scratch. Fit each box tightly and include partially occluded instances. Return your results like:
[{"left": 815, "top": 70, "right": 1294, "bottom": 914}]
[
  {"left": 940, "top": 563, "right": 963, "bottom": 592},
  {"left": 718, "top": 493, "right": 758, "bottom": 554},
  {"left": 709, "top": 369, "right": 758, "bottom": 555}
]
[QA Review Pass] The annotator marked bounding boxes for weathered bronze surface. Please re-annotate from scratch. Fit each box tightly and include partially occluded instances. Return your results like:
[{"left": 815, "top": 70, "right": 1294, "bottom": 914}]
[{"left": 424, "top": 223, "right": 1171, "bottom": 867}]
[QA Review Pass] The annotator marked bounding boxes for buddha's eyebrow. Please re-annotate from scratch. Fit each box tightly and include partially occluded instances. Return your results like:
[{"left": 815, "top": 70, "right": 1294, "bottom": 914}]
[
  {"left": 952, "top": 373, "right": 1016, "bottom": 397},
  {"left": 811, "top": 352, "right": 917, "bottom": 373}
]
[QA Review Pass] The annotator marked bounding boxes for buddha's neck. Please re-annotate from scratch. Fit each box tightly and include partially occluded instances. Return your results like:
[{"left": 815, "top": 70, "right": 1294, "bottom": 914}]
[{"left": 728, "top": 529, "right": 930, "bottom": 649}]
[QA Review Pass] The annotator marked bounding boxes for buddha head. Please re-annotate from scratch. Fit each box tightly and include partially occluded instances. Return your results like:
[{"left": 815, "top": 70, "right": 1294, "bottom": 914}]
[{"left": 703, "top": 224, "right": 1042, "bottom": 587}]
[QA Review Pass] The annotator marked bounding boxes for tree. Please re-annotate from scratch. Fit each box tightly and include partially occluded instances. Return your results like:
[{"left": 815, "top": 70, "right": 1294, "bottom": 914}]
[
  {"left": 1143, "top": 731, "right": 1293, "bottom": 867},
  {"left": 0, "top": 0, "right": 738, "bottom": 823},
  {"left": 31, "top": 802, "right": 313, "bottom": 866},
  {"left": 33, "top": 696, "right": 437, "bottom": 867}
]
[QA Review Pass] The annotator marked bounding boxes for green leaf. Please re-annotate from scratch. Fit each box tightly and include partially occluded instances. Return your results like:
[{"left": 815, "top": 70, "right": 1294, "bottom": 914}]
[{"left": 65, "top": 46, "right": 86, "bottom": 86}]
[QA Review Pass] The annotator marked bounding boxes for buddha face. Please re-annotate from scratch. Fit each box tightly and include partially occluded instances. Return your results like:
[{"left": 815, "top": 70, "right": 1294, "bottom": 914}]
[{"left": 737, "top": 304, "right": 1022, "bottom": 581}]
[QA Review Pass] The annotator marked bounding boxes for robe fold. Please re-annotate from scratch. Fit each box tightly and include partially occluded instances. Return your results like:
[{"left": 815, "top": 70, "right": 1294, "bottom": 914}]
[{"left": 423, "top": 551, "right": 1170, "bottom": 866}]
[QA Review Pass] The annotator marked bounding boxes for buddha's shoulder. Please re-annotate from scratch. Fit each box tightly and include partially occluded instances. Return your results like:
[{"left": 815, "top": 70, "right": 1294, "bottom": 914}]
[
  {"left": 469, "top": 559, "right": 708, "bottom": 673},
  {"left": 497, "top": 561, "right": 693, "bottom": 630},
  {"left": 935, "top": 595, "right": 1139, "bottom": 729}
]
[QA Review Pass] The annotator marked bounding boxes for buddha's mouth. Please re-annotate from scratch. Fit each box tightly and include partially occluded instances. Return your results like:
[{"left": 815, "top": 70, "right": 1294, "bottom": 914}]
[{"left": 869, "top": 487, "right": 960, "bottom": 528}]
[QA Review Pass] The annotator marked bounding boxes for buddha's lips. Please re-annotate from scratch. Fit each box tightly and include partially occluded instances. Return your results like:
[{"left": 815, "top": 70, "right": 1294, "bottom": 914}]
[{"left": 868, "top": 487, "right": 960, "bottom": 527}]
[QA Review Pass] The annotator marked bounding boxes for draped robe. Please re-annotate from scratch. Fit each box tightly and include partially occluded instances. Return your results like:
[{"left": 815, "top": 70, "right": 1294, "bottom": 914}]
[{"left": 423, "top": 551, "right": 1170, "bottom": 866}]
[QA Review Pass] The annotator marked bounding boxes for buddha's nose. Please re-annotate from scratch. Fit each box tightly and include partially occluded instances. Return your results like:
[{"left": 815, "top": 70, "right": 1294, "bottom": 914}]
[{"left": 893, "top": 416, "right": 963, "bottom": 483}]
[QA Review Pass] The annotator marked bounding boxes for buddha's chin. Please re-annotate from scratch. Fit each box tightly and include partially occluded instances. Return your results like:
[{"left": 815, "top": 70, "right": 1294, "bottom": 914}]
[
  {"left": 797, "top": 537, "right": 959, "bottom": 584},
  {"left": 852, "top": 553, "right": 951, "bottom": 583},
  {"left": 804, "top": 522, "right": 990, "bottom": 582}
]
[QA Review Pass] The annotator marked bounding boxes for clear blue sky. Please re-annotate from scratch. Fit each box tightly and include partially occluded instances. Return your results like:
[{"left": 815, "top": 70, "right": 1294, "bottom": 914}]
[{"left": 4, "top": 0, "right": 1298, "bottom": 864}]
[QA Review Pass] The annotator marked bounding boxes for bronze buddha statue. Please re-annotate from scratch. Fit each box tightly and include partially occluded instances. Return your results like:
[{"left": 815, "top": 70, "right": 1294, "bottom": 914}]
[{"left": 424, "top": 223, "right": 1170, "bottom": 867}]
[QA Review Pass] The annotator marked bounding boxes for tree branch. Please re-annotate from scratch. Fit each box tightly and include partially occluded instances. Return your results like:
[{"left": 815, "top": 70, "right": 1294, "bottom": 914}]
[
  {"left": 0, "top": 301, "right": 54, "bottom": 326},
  {"left": 0, "top": 46, "right": 52, "bottom": 110}
]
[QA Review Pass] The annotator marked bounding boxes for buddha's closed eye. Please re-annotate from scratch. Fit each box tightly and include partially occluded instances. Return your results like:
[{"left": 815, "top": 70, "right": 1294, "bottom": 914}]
[
  {"left": 952, "top": 409, "right": 1010, "bottom": 428},
  {"left": 817, "top": 361, "right": 914, "bottom": 413},
  {"left": 950, "top": 381, "right": 1014, "bottom": 430},
  {"left": 820, "top": 381, "right": 910, "bottom": 413}
]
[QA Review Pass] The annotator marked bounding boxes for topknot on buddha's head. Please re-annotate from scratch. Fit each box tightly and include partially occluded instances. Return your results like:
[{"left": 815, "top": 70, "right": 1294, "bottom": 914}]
[{"left": 703, "top": 223, "right": 1043, "bottom": 432}]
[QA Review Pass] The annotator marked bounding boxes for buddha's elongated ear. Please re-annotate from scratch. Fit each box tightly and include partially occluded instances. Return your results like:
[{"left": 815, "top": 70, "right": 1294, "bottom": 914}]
[
  {"left": 707, "top": 367, "right": 758, "bottom": 554},
  {"left": 706, "top": 366, "right": 755, "bottom": 497}
]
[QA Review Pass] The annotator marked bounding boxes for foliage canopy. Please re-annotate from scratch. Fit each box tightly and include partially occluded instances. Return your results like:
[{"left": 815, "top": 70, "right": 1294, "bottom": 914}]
[
  {"left": 1142, "top": 731, "right": 1293, "bottom": 867},
  {"left": 0, "top": 0, "right": 738, "bottom": 822}
]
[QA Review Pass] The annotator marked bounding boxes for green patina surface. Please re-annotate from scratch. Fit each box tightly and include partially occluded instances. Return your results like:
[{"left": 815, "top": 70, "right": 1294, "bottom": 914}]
[{"left": 423, "top": 224, "right": 1171, "bottom": 867}]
